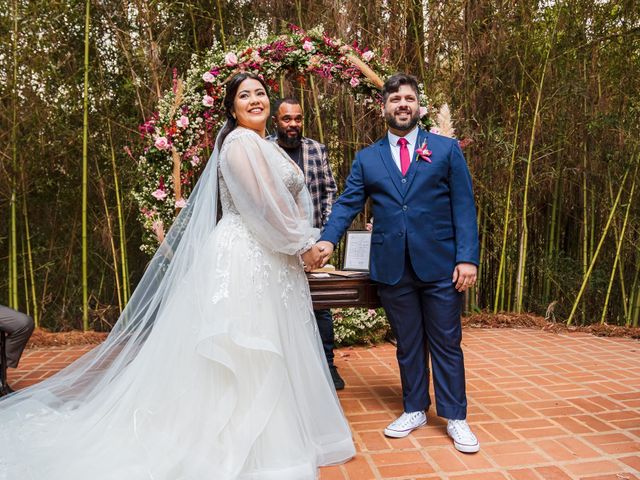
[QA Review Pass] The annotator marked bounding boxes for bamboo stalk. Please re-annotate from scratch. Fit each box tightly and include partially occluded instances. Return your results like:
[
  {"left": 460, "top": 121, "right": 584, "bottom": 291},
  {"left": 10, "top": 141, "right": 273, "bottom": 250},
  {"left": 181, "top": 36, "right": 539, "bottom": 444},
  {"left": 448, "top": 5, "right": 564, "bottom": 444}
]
[
  {"left": 567, "top": 166, "right": 630, "bottom": 325},
  {"left": 600, "top": 159, "right": 638, "bottom": 324},
  {"left": 216, "top": 0, "right": 226, "bottom": 49},
  {"left": 21, "top": 232, "right": 28, "bottom": 316},
  {"left": 10, "top": 0, "right": 19, "bottom": 310},
  {"left": 96, "top": 160, "right": 123, "bottom": 313},
  {"left": 472, "top": 204, "right": 486, "bottom": 311},
  {"left": 22, "top": 192, "right": 38, "bottom": 326},
  {"left": 494, "top": 88, "right": 524, "bottom": 313},
  {"left": 107, "top": 119, "right": 130, "bottom": 304},
  {"left": 6, "top": 238, "right": 11, "bottom": 305},
  {"left": 543, "top": 160, "right": 562, "bottom": 304},
  {"left": 607, "top": 172, "right": 629, "bottom": 318},
  {"left": 10, "top": 192, "right": 18, "bottom": 310},
  {"left": 409, "top": 0, "right": 426, "bottom": 86},
  {"left": 515, "top": 17, "right": 557, "bottom": 313},
  {"left": 630, "top": 260, "right": 640, "bottom": 327},
  {"left": 308, "top": 77, "right": 324, "bottom": 144},
  {"left": 187, "top": 0, "right": 199, "bottom": 53},
  {"left": 82, "top": 0, "right": 91, "bottom": 330}
]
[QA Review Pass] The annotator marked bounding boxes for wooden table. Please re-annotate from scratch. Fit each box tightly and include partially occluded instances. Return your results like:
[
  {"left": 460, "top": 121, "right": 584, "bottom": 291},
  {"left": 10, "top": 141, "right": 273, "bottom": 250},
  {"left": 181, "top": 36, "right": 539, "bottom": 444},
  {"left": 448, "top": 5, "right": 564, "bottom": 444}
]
[{"left": 307, "top": 273, "right": 381, "bottom": 309}]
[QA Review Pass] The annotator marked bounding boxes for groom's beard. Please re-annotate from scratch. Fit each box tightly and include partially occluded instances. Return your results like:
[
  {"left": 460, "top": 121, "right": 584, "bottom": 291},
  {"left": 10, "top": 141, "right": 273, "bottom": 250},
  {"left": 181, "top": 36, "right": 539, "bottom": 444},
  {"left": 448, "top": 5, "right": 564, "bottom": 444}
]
[
  {"left": 385, "top": 108, "right": 420, "bottom": 133},
  {"left": 276, "top": 125, "right": 303, "bottom": 148}
]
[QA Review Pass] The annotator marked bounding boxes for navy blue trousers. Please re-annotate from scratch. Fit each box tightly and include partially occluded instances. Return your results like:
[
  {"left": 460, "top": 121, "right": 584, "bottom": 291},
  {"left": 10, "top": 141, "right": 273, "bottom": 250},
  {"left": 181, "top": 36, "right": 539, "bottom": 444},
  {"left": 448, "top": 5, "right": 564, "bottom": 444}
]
[
  {"left": 377, "top": 258, "right": 467, "bottom": 419},
  {"left": 314, "top": 309, "right": 335, "bottom": 367}
]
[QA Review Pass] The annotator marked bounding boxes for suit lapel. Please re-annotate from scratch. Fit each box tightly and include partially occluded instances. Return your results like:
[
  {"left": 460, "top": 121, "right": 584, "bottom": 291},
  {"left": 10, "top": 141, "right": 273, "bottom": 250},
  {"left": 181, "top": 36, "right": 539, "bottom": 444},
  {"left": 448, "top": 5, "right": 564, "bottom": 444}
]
[
  {"left": 377, "top": 136, "right": 404, "bottom": 197},
  {"left": 404, "top": 128, "right": 427, "bottom": 194}
]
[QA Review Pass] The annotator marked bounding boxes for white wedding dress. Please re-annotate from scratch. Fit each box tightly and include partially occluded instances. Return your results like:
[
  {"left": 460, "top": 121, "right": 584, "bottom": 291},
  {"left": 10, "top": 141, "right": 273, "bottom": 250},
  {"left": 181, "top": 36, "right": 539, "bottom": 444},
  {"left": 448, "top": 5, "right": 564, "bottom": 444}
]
[{"left": 0, "top": 128, "right": 355, "bottom": 479}]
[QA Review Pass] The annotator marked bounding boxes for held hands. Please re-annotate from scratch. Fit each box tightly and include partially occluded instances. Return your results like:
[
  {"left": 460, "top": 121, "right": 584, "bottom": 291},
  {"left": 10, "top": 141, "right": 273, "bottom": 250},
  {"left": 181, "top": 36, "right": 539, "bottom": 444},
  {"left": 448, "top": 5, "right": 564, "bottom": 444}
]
[
  {"left": 452, "top": 263, "right": 477, "bottom": 292},
  {"left": 316, "top": 241, "right": 334, "bottom": 268},
  {"left": 301, "top": 241, "right": 335, "bottom": 271}
]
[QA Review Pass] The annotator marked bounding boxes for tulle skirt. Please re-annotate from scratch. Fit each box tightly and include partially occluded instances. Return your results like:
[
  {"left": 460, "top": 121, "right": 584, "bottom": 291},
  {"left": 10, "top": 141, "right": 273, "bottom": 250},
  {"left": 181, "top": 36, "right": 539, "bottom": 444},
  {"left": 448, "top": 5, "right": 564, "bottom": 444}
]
[{"left": 0, "top": 214, "right": 355, "bottom": 479}]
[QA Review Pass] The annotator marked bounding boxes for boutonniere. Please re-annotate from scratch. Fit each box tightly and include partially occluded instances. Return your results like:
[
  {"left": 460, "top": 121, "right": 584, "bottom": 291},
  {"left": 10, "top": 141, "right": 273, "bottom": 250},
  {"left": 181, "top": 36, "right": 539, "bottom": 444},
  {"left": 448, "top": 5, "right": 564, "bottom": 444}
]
[{"left": 415, "top": 140, "right": 432, "bottom": 163}]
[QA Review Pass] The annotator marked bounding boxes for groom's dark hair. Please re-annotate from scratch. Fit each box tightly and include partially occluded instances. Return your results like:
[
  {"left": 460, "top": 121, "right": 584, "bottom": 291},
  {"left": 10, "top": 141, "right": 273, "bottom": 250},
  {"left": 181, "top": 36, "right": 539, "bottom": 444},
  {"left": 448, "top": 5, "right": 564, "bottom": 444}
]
[{"left": 382, "top": 73, "right": 420, "bottom": 103}]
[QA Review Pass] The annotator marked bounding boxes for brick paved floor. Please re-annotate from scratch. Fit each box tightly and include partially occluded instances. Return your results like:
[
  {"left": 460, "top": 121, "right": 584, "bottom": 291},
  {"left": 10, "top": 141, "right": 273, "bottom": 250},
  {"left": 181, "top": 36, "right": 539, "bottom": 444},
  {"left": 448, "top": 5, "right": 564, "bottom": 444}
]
[{"left": 6, "top": 328, "right": 640, "bottom": 479}]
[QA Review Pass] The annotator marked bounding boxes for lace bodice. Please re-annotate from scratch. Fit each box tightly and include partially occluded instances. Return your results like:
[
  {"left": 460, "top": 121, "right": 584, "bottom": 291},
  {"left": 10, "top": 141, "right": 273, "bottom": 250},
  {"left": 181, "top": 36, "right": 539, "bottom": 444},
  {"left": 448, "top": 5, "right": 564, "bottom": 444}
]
[{"left": 219, "top": 129, "right": 305, "bottom": 217}]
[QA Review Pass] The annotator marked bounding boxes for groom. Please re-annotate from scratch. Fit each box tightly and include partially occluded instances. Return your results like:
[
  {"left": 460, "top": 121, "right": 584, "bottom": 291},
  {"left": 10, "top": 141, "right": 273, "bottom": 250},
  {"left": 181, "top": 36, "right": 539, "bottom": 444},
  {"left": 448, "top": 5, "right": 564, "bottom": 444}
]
[{"left": 317, "top": 73, "right": 480, "bottom": 453}]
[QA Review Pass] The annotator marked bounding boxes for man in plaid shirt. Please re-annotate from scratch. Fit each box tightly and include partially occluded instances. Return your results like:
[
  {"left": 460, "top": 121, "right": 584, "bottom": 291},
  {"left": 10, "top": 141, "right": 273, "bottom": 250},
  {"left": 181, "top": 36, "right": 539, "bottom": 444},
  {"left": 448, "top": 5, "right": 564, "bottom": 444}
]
[{"left": 268, "top": 97, "right": 344, "bottom": 390}]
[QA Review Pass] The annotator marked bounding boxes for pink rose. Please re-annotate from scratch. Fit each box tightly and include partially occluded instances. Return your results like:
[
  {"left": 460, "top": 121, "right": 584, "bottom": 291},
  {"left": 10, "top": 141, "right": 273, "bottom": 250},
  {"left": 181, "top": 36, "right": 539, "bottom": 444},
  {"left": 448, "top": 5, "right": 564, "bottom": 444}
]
[
  {"left": 151, "top": 188, "right": 167, "bottom": 201},
  {"left": 362, "top": 50, "right": 375, "bottom": 62},
  {"left": 175, "top": 198, "right": 187, "bottom": 208},
  {"left": 202, "top": 95, "right": 214, "bottom": 107},
  {"left": 302, "top": 40, "right": 314, "bottom": 52},
  {"left": 349, "top": 77, "right": 360, "bottom": 88},
  {"left": 202, "top": 71, "right": 215, "bottom": 83},
  {"left": 419, "top": 106, "right": 429, "bottom": 118},
  {"left": 154, "top": 136, "right": 169, "bottom": 150},
  {"left": 190, "top": 155, "right": 201, "bottom": 166},
  {"left": 177, "top": 115, "right": 189, "bottom": 128},
  {"left": 251, "top": 50, "right": 264, "bottom": 64},
  {"left": 224, "top": 52, "right": 238, "bottom": 67}
]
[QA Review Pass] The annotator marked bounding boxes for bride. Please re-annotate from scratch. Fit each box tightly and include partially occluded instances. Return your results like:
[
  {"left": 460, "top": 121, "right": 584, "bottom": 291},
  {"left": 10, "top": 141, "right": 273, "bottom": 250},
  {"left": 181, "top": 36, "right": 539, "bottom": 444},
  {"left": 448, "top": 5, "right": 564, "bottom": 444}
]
[{"left": 0, "top": 72, "right": 355, "bottom": 479}]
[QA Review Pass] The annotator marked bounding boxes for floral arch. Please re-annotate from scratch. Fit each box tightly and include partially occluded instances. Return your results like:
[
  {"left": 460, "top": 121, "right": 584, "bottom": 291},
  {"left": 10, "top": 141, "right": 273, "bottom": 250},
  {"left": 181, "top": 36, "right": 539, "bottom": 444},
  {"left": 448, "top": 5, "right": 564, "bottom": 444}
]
[{"left": 133, "top": 25, "right": 438, "bottom": 254}]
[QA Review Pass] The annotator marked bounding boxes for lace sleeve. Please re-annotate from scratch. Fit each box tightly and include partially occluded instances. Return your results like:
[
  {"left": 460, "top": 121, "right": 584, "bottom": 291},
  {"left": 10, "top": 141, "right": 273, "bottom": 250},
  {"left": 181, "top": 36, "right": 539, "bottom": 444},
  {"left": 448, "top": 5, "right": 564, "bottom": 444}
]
[{"left": 219, "top": 131, "right": 319, "bottom": 255}]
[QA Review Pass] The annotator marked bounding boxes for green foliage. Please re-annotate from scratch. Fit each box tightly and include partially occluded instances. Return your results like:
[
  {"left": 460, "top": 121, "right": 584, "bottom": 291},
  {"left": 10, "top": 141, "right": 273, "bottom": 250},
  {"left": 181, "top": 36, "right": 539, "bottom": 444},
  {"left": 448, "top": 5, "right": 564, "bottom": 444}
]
[
  {"left": 1, "top": 0, "right": 639, "bottom": 329},
  {"left": 333, "top": 308, "right": 390, "bottom": 347}
]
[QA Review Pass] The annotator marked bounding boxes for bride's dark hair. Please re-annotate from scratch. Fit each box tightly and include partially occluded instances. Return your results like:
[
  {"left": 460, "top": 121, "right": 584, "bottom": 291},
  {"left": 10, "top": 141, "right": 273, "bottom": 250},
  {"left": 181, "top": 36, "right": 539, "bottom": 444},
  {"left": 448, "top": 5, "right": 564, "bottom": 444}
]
[{"left": 217, "top": 72, "right": 270, "bottom": 149}]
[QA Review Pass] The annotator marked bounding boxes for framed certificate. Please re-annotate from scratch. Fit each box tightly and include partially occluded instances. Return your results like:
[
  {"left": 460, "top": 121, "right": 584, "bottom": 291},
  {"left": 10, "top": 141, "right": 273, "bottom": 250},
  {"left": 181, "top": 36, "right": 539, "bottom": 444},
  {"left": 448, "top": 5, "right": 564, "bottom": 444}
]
[{"left": 343, "top": 230, "right": 372, "bottom": 271}]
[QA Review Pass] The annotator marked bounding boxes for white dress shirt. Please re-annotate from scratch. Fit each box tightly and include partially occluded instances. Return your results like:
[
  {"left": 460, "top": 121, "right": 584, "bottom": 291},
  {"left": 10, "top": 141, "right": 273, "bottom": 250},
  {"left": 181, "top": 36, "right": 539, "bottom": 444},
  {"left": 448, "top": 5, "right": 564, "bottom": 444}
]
[{"left": 387, "top": 126, "right": 419, "bottom": 173}]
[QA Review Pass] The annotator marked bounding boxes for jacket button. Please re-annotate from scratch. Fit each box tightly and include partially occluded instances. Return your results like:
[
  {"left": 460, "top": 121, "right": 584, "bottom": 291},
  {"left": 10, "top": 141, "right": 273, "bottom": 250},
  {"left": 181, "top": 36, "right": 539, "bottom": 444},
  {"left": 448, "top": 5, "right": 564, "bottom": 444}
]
[
  {"left": 398, "top": 232, "right": 403, "bottom": 237},
  {"left": 402, "top": 205, "right": 408, "bottom": 211},
  {"left": 401, "top": 178, "right": 407, "bottom": 183}
]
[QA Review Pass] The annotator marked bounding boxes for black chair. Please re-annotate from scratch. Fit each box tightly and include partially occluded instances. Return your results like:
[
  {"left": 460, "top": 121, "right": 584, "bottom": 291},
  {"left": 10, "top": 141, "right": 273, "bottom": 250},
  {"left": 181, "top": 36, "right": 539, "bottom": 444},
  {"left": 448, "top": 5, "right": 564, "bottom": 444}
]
[{"left": 0, "top": 330, "right": 10, "bottom": 397}]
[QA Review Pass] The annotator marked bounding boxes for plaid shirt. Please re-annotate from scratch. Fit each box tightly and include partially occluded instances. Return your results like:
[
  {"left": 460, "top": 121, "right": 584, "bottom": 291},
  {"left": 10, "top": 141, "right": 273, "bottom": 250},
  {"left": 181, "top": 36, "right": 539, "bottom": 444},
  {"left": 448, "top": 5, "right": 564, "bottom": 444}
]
[{"left": 267, "top": 135, "right": 337, "bottom": 229}]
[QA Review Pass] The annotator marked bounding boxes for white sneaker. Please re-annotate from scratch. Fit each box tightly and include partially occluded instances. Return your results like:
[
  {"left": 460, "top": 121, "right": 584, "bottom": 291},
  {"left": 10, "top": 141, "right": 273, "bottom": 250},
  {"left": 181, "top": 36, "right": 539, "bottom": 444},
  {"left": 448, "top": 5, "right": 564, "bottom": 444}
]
[
  {"left": 447, "top": 419, "right": 480, "bottom": 453},
  {"left": 384, "top": 411, "right": 427, "bottom": 438}
]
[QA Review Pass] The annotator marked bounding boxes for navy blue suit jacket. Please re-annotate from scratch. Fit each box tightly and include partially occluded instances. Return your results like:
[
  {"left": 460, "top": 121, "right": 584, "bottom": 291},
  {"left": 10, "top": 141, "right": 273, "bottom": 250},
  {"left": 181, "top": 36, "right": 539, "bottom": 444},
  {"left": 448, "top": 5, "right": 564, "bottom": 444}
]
[{"left": 320, "top": 128, "right": 479, "bottom": 285}]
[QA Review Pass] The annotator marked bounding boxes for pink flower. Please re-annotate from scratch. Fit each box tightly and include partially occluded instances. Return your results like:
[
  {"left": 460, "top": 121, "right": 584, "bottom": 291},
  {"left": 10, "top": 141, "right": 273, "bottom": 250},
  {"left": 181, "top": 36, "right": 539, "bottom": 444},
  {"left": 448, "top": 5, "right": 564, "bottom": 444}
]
[
  {"left": 416, "top": 140, "right": 432, "bottom": 163},
  {"left": 349, "top": 77, "right": 360, "bottom": 88},
  {"left": 362, "top": 50, "right": 375, "bottom": 62},
  {"left": 365, "top": 222, "right": 373, "bottom": 231},
  {"left": 154, "top": 136, "right": 170, "bottom": 150},
  {"left": 202, "top": 71, "right": 215, "bottom": 83},
  {"left": 151, "top": 188, "right": 168, "bottom": 201},
  {"left": 224, "top": 52, "right": 238, "bottom": 67},
  {"left": 419, "top": 106, "right": 429, "bottom": 118},
  {"left": 302, "top": 40, "right": 314, "bottom": 52},
  {"left": 141, "top": 208, "right": 157, "bottom": 218},
  {"left": 368, "top": 309, "right": 377, "bottom": 315},
  {"left": 202, "top": 95, "right": 214, "bottom": 107},
  {"left": 177, "top": 115, "right": 189, "bottom": 128},
  {"left": 175, "top": 198, "right": 187, "bottom": 208},
  {"left": 190, "top": 155, "right": 201, "bottom": 166},
  {"left": 250, "top": 50, "right": 265, "bottom": 64}
]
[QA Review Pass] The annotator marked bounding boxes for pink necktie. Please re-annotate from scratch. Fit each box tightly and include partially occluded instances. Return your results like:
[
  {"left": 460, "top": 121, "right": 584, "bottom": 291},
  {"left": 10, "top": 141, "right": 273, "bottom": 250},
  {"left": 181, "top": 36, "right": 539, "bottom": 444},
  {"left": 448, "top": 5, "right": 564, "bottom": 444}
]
[{"left": 398, "top": 137, "right": 410, "bottom": 176}]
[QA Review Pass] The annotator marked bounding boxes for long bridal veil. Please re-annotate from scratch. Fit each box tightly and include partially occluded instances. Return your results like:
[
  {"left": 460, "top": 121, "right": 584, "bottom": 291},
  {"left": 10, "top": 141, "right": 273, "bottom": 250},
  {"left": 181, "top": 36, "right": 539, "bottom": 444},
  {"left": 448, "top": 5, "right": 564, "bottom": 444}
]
[{"left": 0, "top": 130, "right": 224, "bottom": 473}]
